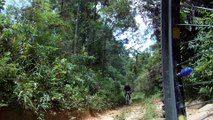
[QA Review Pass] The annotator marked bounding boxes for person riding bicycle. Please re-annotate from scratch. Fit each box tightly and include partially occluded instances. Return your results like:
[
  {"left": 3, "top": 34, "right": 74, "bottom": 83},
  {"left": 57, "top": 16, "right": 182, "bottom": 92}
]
[{"left": 124, "top": 82, "right": 132, "bottom": 102}]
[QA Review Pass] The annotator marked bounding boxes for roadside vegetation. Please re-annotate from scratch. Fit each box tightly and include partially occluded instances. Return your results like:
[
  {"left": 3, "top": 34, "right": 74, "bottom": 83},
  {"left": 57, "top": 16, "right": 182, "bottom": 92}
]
[
  {"left": 136, "top": 0, "right": 213, "bottom": 101},
  {"left": 0, "top": 0, "right": 161, "bottom": 119},
  {"left": 0, "top": 0, "right": 212, "bottom": 120}
]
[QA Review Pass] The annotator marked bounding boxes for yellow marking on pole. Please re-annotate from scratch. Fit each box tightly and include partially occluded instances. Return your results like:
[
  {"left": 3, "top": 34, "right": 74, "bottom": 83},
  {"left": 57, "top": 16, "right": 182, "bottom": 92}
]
[
  {"left": 178, "top": 115, "right": 185, "bottom": 120},
  {"left": 173, "top": 27, "right": 180, "bottom": 39}
]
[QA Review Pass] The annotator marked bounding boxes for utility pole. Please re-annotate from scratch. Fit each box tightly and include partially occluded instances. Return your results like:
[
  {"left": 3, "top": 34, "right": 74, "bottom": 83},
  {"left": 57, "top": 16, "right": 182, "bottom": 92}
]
[{"left": 161, "top": 0, "right": 186, "bottom": 119}]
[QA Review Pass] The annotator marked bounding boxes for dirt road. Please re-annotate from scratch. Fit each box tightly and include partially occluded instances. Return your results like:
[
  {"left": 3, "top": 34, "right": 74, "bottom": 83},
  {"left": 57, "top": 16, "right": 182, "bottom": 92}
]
[
  {"left": 84, "top": 99, "right": 213, "bottom": 120},
  {"left": 84, "top": 99, "right": 163, "bottom": 120},
  {"left": 85, "top": 104, "right": 144, "bottom": 120},
  {"left": 186, "top": 103, "right": 213, "bottom": 120}
]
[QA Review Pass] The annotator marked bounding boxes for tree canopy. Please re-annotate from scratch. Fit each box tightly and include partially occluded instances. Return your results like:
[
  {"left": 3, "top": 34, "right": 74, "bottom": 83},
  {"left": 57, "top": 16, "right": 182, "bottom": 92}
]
[
  {"left": 0, "top": 0, "right": 140, "bottom": 119},
  {"left": 1, "top": 0, "right": 212, "bottom": 119}
]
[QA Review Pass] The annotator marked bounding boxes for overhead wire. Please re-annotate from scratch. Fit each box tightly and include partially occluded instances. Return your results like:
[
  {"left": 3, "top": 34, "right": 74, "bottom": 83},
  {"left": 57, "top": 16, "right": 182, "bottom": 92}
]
[
  {"left": 185, "top": 99, "right": 213, "bottom": 107},
  {"left": 177, "top": 24, "right": 213, "bottom": 27},
  {"left": 177, "top": 49, "right": 213, "bottom": 66},
  {"left": 180, "top": 36, "right": 213, "bottom": 45},
  {"left": 180, "top": 3, "right": 213, "bottom": 12},
  {"left": 185, "top": 80, "right": 213, "bottom": 86}
]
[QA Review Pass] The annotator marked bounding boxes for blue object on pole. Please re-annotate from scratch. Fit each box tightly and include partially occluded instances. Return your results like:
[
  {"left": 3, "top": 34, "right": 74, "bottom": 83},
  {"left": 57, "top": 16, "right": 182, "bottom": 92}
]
[{"left": 178, "top": 67, "right": 193, "bottom": 76}]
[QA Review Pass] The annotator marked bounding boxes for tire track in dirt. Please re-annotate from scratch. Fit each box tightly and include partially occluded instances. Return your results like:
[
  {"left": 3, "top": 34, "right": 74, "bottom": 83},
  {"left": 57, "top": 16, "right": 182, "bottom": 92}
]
[
  {"left": 84, "top": 99, "right": 163, "bottom": 120},
  {"left": 85, "top": 104, "right": 145, "bottom": 120}
]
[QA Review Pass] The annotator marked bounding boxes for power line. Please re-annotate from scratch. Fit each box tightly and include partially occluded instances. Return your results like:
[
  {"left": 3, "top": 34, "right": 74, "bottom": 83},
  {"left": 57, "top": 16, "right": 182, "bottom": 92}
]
[
  {"left": 185, "top": 80, "right": 213, "bottom": 86},
  {"left": 186, "top": 99, "right": 213, "bottom": 107},
  {"left": 178, "top": 24, "right": 213, "bottom": 27},
  {"left": 176, "top": 49, "right": 213, "bottom": 66},
  {"left": 180, "top": 36, "right": 213, "bottom": 45},
  {"left": 176, "top": 54, "right": 201, "bottom": 66},
  {"left": 180, "top": 3, "right": 213, "bottom": 11}
]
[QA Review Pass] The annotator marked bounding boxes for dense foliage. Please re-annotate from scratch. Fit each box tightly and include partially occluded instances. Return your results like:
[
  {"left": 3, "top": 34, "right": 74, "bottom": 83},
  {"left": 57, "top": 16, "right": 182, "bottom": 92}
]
[
  {"left": 131, "top": 44, "right": 161, "bottom": 94},
  {"left": 130, "top": 0, "right": 161, "bottom": 94},
  {"left": 0, "top": 0, "right": 138, "bottom": 119},
  {"left": 180, "top": 0, "right": 213, "bottom": 100},
  {"left": 135, "top": 0, "right": 213, "bottom": 100},
  {"left": 1, "top": 0, "right": 211, "bottom": 119}
]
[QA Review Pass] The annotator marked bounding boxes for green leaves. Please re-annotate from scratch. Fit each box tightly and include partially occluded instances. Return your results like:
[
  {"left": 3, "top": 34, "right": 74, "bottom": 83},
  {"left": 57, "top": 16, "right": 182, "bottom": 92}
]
[
  {"left": 180, "top": 2, "right": 213, "bottom": 99},
  {"left": 0, "top": 0, "right": 5, "bottom": 12},
  {"left": 0, "top": 0, "right": 137, "bottom": 119},
  {"left": 133, "top": 44, "right": 161, "bottom": 93},
  {"left": 0, "top": 52, "right": 16, "bottom": 77}
]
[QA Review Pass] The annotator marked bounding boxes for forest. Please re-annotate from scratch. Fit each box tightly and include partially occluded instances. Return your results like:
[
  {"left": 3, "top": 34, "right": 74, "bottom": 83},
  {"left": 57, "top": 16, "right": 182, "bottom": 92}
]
[{"left": 0, "top": 0, "right": 212, "bottom": 120}]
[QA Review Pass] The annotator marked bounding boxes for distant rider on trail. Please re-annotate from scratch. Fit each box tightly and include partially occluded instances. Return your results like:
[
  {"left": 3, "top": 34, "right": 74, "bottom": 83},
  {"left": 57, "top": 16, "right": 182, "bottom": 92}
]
[{"left": 124, "top": 82, "right": 132, "bottom": 104}]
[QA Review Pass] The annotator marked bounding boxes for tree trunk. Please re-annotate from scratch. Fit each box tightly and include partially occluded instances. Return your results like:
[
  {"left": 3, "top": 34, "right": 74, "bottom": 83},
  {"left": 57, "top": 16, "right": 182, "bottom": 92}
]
[
  {"left": 60, "top": 0, "right": 64, "bottom": 16},
  {"left": 73, "top": 1, "right": 80, "bottom": 54},
  {"left": 101, "top": 36, "right": 106, "bottom": 75},
  {"left": 88, "top": 0, "right": 97, "bottom": 56}
]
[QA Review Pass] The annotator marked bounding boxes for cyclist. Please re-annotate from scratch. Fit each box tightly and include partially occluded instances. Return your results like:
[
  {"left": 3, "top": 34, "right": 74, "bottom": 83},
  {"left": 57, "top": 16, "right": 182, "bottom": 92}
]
[{"left": 124, "top": 82, "right": 132, "bottom": 104}]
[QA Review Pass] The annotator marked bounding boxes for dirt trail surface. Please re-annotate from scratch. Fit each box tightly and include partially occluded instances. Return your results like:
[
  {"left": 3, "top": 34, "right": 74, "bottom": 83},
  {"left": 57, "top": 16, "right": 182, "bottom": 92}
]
[
  {"left": 84, "top": 99, "right": 163, "bottom": 120},
  {"left": 186, "top": 103, "right": 213, "bottom": 120},
  {"left": 84, "top": 99, "right": 213, "bottom": 120},
  {"left": 85, "top": 104, "right": 144, "bottom": 120}
]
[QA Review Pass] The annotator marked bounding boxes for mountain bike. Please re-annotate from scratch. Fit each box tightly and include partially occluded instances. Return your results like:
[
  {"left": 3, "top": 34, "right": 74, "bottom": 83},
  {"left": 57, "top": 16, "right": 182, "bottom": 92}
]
[{"left": 125, "top": 91, "right": 131, "bottom": 105}]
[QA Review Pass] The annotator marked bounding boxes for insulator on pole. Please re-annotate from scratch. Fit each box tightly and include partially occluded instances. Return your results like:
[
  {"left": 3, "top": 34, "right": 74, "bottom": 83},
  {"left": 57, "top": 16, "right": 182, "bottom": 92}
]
[{"left": 177, "top": 67, "right": 193, "bottom": 76}]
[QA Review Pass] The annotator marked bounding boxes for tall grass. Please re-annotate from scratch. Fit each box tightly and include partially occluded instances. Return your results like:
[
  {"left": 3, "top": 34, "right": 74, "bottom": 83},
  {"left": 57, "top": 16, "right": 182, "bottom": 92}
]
[
  {"left": 144, "top": 92, "right": 161, "bottom": 119},
  {"left": 132, "top": 91, "right": 161, "bottom": 119}
]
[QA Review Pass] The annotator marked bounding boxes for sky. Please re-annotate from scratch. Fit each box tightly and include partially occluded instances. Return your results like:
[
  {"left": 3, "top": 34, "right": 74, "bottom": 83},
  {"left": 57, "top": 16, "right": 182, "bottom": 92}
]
[
  {"left": 115, "top": 15, "right": 155, "bottom": 53},
  {"left": 126, "top": 15, "right": 155, "bottom": 52},
  {"left": 5, "top": 0, "right": 30, "bottom": 7},
  {"left": 5, "top": 0, "right": 155, "bottom": 53}
]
